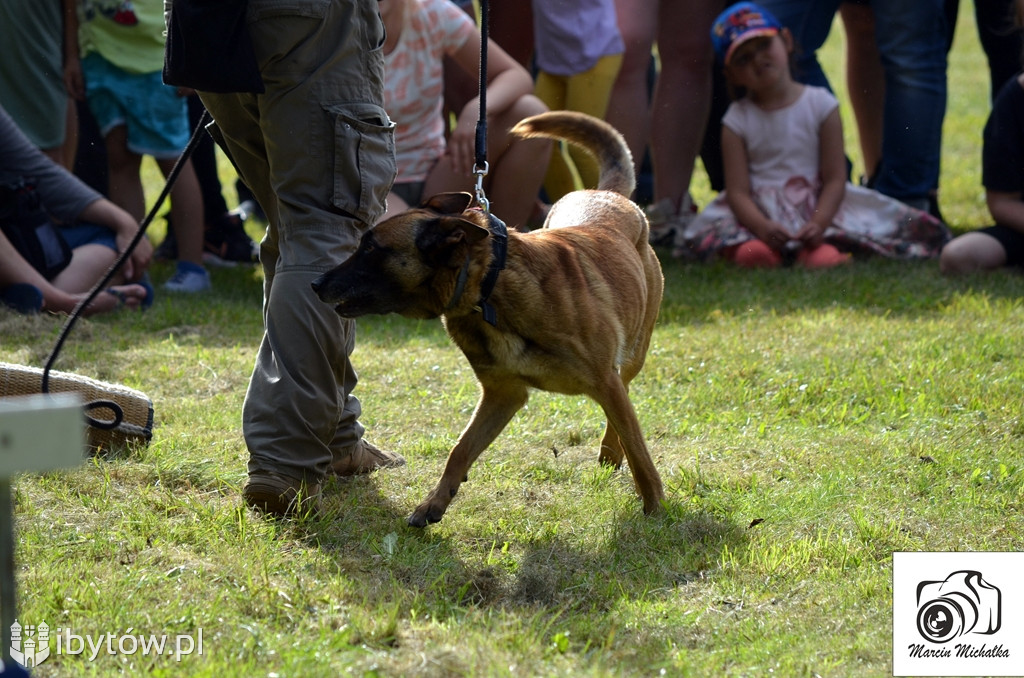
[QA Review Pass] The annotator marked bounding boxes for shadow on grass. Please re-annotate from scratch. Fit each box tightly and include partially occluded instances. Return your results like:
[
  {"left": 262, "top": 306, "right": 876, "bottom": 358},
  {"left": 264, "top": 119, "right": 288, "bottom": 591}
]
[
  {"left": 657, "top": 250, "right": 1024, "bottom": 326},
  {"left": 510, "top": 504, "right": 743, "bottom": 610},
  {"left": 307, "top": 474, "right": 745, "bottom": 623}
]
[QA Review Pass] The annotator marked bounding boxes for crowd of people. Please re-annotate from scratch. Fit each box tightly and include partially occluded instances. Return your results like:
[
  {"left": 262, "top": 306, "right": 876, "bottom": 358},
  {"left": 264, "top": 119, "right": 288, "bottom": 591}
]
[
  {"left": 1, "top": 0, "right": 1022, "bottom": 514},
  {"left": 3, "top": 1, "right": 1022, "bottom": 320}
]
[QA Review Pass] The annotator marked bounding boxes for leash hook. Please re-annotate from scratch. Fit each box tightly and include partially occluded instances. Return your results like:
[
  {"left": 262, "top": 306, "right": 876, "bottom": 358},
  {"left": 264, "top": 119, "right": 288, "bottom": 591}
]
[{"left": 473, "top": 161, "right": 490, "bottom": 212}]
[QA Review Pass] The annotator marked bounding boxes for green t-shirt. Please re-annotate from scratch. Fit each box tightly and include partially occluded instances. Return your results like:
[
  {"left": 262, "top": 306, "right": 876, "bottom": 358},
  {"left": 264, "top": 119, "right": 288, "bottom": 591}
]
[{"left": 78, "top": 0, "right": 167, "bottom": 75}]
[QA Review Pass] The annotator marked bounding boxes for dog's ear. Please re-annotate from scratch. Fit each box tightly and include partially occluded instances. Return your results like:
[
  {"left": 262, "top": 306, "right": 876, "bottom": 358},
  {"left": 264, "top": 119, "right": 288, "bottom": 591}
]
[
  {"left": 416, "top": 216, "right": 489, "bottom": 267},
  {"left": 421, "top": 192, "right": 474, "bottom": 215},
  {"left": 440, "top": 216, "right": 490, "bottom": 244}
]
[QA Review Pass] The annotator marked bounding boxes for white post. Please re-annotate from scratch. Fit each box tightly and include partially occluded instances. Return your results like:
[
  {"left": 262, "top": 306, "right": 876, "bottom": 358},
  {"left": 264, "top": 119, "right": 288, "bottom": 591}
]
[{"left": 0, "top": 394, "right": 84, "bottom": 667}]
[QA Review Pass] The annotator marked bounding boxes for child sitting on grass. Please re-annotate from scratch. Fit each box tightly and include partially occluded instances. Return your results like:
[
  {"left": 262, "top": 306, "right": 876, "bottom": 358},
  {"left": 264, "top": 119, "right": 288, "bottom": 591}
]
[{"left": 681, "top": 2, "right": 949, "bottom": 267}]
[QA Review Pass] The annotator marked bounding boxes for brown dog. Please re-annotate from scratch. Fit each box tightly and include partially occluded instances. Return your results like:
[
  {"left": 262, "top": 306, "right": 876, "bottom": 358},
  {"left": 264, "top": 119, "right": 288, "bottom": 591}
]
[{"left": 311, "top": 111, "right": 664, "bottom": 527}]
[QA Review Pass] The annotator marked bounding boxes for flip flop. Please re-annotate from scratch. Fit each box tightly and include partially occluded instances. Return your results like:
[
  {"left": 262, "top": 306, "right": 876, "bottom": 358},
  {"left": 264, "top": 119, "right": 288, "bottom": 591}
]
[
  {"left": 105, "top": 287, "right": 129, "bottom": 306},
  {"left": 104, "top": 283, "right": 149, "bottom": 310}
]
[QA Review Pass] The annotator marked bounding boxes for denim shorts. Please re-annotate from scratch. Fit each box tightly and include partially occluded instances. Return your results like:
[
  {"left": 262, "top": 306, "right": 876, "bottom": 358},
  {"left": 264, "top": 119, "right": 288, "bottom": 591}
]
[
  {"left": 61, "top": 222, "right": 118, "bottom": 252},
  {"left": 82, "top": 52, "right": 190, "bottom": 159}
]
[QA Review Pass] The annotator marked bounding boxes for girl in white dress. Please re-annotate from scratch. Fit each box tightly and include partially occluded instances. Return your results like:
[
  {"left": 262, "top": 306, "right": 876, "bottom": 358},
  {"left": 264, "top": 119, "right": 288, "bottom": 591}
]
[{"left": 682, "top": 2, "right": 950, "bottom": 266}]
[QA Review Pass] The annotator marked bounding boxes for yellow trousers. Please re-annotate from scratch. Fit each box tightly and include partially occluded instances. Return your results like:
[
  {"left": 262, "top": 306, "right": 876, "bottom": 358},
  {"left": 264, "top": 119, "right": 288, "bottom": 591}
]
[{"left": 534, "top": 53, "right": 623, "bottom": 202}]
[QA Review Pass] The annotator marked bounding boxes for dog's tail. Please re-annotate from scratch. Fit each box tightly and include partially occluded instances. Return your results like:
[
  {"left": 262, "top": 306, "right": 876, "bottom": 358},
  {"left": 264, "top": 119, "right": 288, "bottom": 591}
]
[{"left": 511, "top": 111, "right": 635, "bottom": 198}]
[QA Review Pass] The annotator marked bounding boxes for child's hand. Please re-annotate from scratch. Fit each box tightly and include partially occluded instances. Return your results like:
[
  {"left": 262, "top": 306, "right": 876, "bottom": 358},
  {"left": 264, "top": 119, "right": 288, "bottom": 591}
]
[
  {"left": 795, "top": 220, "right": 825, "bottom": 248},
  {"left": 758, "top": 221, "right": 794, "bottom": 251}
]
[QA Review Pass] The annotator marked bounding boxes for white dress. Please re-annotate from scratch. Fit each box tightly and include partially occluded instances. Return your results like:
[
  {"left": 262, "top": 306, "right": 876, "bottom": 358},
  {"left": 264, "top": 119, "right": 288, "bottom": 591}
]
[{"left": 683, "top": 86, "right": 950, "bottom": 260}]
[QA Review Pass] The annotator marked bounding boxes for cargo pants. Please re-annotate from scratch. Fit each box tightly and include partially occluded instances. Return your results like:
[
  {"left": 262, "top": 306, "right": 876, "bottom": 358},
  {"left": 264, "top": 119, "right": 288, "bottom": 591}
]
[{"left": 173, "top": 0, "right": 396, "bottom": 483}]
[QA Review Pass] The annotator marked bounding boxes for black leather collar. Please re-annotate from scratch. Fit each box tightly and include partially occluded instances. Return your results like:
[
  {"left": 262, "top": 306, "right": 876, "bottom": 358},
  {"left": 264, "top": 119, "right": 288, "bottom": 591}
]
[
  {"left": 443, "top": 212, "right": 507, "bottom": 326},
  {"left": 475, "top": 212, "right": 507, "bottom": 326}
]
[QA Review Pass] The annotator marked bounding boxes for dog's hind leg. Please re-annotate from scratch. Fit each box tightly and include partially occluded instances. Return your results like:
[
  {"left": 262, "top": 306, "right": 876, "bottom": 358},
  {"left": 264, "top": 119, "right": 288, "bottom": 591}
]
[
  {"left": 598, "top": 424, "right": 625, "bottom": 468},
  {"left": 591, "top": 372, "right": 664, "bottom": 514},
  {"left": 597, "top": 359, "right": 644, "bottom": 468},
  {"left": 408, "top": 381, "right": 529, "bottom": 527}
]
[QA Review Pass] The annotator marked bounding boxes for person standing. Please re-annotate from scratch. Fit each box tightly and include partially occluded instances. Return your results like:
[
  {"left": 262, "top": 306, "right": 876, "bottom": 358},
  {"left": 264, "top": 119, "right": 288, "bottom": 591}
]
[
  {"left": 604, "top": 0, "right": 724, "bottom": 244},
  {"left": 165, "top": 0, "right": 404, "bottom": 515},
  {"left": 530, "top": 0, "right": 624, "bottom": 202},
  {"left": 67, "top": 0, "right": 211, "bottom": 292},
  {"left": 0, "top": 1, "right": 76, "bottom": 168},
  {"left": 757, "top": 0, "right": 948, "bottom": 217}
]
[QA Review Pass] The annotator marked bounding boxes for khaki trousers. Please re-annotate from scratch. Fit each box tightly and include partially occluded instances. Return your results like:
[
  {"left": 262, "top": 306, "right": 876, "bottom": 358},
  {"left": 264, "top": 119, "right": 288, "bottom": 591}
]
[{"left": 187, "top": 0, "right": 396, "bottom": 481}]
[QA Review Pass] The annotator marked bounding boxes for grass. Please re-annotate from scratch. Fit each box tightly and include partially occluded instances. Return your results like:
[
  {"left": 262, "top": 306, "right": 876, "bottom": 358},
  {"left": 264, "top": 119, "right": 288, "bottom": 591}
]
[{"left": 3, "top": 12, "right": 1023, "bottom": 678}]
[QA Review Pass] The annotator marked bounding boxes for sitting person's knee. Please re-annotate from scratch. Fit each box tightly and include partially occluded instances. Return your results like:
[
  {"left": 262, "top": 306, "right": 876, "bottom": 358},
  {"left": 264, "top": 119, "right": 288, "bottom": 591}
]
[
  {"left": 938, "top": 242, "right": 966, "bottom": 275},
  {"left": 939, "top": 233, "right": 1006, "bottom": 275},
  {"left": 511, "top": 94, "right": 549, "bottom": 120}
]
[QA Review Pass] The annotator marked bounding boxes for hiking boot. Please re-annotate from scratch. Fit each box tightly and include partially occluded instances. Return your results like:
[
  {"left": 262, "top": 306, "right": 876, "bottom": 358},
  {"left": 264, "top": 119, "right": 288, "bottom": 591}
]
[
  {"left": 203, "top": 212, "right": 259, "bottom": 267},
  {"left": 243, "top": 470, "right": 322, "bottom": 517},
  {"left": 329, "top": 439, "right": 406, "bottom": 476}
]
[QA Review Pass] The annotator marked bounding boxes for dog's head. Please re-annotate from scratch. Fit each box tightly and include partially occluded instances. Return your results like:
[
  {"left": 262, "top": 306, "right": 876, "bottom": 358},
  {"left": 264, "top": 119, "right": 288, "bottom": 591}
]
[{"left": 311, "top": 192, "right": 491, "bottom": 319}]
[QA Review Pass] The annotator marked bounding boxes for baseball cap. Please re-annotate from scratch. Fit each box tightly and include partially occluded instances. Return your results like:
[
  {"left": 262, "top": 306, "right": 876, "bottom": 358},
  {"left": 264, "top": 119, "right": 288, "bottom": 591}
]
[{"left": 711, "top": 2, "right": 784, "bottom": 65}]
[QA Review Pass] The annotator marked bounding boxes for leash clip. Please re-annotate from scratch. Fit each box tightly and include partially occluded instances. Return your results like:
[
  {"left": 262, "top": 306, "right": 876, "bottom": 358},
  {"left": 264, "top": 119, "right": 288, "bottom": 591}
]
[{"left": 472, "top": 161, "right": 490, "bottom": 212}]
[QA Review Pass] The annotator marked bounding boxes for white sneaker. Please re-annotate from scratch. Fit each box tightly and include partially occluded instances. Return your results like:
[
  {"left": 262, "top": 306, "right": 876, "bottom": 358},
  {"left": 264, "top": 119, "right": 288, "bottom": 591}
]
[{"left": 163, "top": 267, "right": 212, "bottom": 293}]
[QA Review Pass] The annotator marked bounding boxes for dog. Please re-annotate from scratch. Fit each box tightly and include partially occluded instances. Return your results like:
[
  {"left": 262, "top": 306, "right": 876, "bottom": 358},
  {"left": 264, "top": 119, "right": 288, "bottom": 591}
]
[{"left": 311, "top": 110, "right": 665, "bottom": 527}]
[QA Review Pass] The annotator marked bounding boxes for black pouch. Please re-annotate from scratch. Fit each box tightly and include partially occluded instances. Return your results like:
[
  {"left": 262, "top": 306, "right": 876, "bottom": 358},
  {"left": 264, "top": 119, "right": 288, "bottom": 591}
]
[
  {"left": 163, "top": 0, "right": 265, "bottom": 94},
  {"left": 0, "top": 181, "right": 73, "bottom": 280}
]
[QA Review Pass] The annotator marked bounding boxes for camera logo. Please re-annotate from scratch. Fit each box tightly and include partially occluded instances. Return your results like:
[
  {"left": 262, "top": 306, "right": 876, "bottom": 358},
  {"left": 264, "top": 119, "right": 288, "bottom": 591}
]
[{"left": 916, "top": 570, "right": 1001, "bottom": 644}]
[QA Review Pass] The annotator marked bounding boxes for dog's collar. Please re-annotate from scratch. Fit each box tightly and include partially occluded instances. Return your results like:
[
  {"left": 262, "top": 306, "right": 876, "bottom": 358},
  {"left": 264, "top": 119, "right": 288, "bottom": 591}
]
[
  {"left": 445, "top": 254, "right": 472, "bottom": 312},
  {"left": 442, "top": 211, "right": 507, "bottom": 326},
  {"left": 474, "top": 212, "right": 507, "bottom": 326}
]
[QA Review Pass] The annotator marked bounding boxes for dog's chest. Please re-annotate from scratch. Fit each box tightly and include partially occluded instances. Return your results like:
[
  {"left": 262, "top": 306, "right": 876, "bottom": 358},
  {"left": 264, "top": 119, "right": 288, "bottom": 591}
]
[
  {"left": 446, "top": 316, "right": 582, "bottom": 392},
  {"left": 447, "top": 318, "right": 520, "bottom": 365}
]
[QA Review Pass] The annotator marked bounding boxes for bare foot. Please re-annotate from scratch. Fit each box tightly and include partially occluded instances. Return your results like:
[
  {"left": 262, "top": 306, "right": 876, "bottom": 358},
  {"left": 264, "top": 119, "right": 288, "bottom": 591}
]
[{"left": 74, "top": 284, "right": 149, "bottom": 316}]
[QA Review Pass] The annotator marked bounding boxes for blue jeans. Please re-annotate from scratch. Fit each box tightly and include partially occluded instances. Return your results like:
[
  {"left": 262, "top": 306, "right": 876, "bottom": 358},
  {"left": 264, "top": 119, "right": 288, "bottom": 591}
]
[{"left": 759, "top": 0, "right": 948, "bottom": 203}]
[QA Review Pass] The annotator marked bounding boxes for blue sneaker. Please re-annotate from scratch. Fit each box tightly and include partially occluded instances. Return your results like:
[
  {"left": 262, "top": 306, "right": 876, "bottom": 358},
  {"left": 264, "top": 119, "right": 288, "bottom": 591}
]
[{"left": 163, "top": 263, "right": 211, "bottom": 293}]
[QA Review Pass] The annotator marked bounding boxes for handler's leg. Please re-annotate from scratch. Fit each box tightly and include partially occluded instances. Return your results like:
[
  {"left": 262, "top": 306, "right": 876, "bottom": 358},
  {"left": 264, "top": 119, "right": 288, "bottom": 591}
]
[{"left": 198, "top": 0, "right": 399, "bottom": 515}]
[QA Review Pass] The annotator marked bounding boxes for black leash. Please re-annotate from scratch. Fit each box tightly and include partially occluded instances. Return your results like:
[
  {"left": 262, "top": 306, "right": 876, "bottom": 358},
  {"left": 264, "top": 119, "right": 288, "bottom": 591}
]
[
  {"left": 470, "top": 0, "right": 506, "bottom": 327},
  {"left": 472, "top": 0, "right": 489, "bottom": 211},
  {"left": 41, "top": 109, "right": 211, "bottom": 431}
]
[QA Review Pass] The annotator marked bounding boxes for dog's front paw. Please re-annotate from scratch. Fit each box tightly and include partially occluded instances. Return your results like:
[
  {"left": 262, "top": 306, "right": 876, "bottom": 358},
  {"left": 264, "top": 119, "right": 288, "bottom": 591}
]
[{"left": 407, "top": 502, "right": 447, "bottom": 528}]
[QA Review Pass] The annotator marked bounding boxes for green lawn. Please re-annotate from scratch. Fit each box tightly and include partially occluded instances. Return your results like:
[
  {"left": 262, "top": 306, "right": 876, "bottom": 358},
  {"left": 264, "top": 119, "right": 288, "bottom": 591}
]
[{"left": 2, "top": 11, "right": 1022, "bottom": 678}]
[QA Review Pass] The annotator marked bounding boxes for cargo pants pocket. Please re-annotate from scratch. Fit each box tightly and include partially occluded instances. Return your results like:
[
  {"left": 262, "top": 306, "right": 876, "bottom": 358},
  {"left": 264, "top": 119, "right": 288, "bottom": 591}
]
[{"left": 323, "top": 102, "right": 396, "bottom": 226}]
